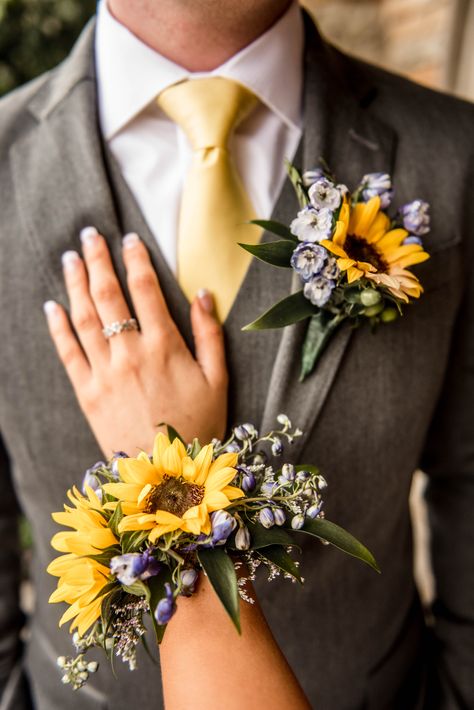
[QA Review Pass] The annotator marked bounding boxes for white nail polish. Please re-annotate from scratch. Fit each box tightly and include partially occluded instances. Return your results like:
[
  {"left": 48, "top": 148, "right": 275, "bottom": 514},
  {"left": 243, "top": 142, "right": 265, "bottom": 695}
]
[
  {"left": 122, "top": 232, "right": 140, "bottom": 249},
  {"left": 197, "top": 288, "right": 214, "bottom": 313},
  {"left": 79, "top": 226, "right": 99, "bottom": 245},
  {"left": 43, "top": 300, "right": 58, "bottom": 316},
  {"left": 61, "top": 250, "right": 80, "bottom": 269}
]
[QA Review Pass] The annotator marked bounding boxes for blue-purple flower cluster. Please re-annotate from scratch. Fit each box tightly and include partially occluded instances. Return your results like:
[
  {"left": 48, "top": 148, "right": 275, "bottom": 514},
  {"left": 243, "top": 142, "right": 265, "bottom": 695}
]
[
  {"left": 288, "top": 174, "right": 347, "bottom": 307},
  {"left": 358, "top": 172, "right": 393, "bottom": 208}
]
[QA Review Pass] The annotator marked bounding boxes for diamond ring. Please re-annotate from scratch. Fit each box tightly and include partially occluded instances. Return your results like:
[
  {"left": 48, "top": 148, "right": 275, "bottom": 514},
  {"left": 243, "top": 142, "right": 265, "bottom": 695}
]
[{"left": 102, "top": 318, "right": 139, "bottom": 339}]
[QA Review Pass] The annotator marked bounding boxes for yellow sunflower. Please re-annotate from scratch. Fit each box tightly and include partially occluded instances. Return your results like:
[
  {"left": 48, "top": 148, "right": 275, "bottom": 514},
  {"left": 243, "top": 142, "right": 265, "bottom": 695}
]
[
  {"left": 321, "top": 196, "right": 430, "bottom": 301},
  {"left": 48, "top": 486, "right": 117, "bottom": 636},
  {"left": 104, "top": 433, "right": 244, "bottom": 544}
]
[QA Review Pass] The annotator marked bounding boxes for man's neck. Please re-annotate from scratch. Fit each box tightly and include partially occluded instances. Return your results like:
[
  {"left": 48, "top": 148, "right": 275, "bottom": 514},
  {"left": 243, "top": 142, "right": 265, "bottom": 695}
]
[{"left": 107, "top": 0, "right": 293, "bottom": 72}]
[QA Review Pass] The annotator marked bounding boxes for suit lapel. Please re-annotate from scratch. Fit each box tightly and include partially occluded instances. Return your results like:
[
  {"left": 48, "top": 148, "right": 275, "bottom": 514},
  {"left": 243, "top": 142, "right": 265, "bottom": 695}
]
[
  {"left": 260, "top": 15, "right": 398, "bottom": 459},
  {"left": 9, "top": 21, "right": 127, "bottom": 306}
]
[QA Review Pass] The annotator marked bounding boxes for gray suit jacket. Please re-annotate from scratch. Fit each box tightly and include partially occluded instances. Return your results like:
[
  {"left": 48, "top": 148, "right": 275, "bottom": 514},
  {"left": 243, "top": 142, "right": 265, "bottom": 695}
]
[{"left": 0, "top": 13, "right": 473, "bottom": 710}]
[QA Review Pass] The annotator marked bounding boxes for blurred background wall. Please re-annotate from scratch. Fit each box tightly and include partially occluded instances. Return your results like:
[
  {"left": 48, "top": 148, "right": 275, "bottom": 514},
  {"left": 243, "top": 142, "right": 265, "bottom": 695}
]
[
  {"left": 303, "top": 0, "right": 474, "bottom": 99},
  {"left": 0, "top": 0, "right": 473, "bottom": 99}
]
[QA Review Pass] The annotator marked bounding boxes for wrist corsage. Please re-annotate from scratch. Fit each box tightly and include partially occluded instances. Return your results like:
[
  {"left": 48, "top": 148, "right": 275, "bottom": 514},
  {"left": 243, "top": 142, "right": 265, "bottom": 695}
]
[
  {"left": 241, "top": 163, "right": 430, "bottom": 380},
  {"left": 48, "top": 417, "right": 378, "bottom": 689}
]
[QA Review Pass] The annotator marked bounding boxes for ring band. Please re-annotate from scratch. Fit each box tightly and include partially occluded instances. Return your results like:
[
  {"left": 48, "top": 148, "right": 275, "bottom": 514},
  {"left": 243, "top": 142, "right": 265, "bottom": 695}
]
[{"left": 102, "top": 318, "right": 139, "bottom": 339}]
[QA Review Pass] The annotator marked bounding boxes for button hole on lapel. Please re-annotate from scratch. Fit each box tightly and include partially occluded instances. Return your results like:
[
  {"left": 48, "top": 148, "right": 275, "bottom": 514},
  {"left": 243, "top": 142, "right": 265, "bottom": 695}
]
[{"left": 348, "top": 128, "right": 379, "bottom": 152}]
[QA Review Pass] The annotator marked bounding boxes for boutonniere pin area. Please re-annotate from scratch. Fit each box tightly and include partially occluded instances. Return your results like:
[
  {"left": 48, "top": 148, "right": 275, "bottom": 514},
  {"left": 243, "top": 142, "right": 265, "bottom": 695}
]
[{"left": 241, "top": 164, "right": 431, "bottom": 380}]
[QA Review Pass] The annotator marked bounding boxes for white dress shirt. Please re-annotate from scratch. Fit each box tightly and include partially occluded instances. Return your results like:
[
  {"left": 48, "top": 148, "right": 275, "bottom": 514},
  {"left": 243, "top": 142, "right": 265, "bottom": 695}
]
[{"left": 95, "top": 0, "right": 304, "bottom": 273}]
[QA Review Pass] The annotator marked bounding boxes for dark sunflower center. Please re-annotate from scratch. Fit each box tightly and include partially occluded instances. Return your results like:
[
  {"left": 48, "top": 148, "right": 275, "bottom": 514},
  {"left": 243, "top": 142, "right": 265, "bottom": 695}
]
[
  {"left": 345, "top": 235, "right": 387, "bottom": 272},
  {"left": 145, "top": 475, "right": 205, "bottom": 517}
]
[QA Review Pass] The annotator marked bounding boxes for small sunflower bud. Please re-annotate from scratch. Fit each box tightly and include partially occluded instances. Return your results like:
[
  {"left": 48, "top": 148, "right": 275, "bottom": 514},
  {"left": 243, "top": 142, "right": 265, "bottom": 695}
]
[
  {"left": 360, "top": 289, "right": 382, "bottom": 307},
  {"left": 363, "top": 302, "right": 384, "bottom": 317},
  {"left": 381, "top": 307, "right": 399, "bottom": 323}
]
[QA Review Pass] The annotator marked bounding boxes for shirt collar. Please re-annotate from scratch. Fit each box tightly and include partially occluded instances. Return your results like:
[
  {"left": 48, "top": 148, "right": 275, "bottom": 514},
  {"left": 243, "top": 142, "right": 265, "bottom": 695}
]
[{"left": 95, "top": 0, "right": 304, "bottom": 140}]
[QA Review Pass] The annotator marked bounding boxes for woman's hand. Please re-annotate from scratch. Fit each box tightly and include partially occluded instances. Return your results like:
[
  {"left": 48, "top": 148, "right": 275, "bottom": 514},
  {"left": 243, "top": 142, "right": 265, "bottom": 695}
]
[{"left": 44, "top": 228, "right": 228, "bottom": 457}]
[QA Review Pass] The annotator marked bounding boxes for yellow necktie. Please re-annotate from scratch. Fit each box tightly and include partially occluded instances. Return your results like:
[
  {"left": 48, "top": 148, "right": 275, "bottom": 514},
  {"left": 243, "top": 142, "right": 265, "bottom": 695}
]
[{"left": 157, "top": 78, "right": 259, "bottom": 322}]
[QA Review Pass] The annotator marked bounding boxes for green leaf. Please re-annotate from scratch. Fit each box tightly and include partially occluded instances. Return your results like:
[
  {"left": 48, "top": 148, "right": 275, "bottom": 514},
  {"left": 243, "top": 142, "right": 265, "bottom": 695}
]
[
  {"left": 167, "top": 425, "right": 185, "bottom": 445},
  {"left": 249, "top": 219, "right": 297, "bottom": 241},
  {"left": 100, "top": 588, "right": 122, "bottom": 636},
  {"left": 285, "top": 160, "right": 308, "bottom": 209},
  {"left": 258, "top": 545, "right": 302, "bottom": 583},
  {"left": 198, "top": 548, "right": 241, "bottom": 633},
  {"left": 239, "top": 240, "right": 295, "bottom": 268},
  {"left": 121, "top": 530, "right": 150, "bottom": 554},
  {"left": 297, "top": 518, "right": 380, "bottom": 573},
  {"left": 88, "top": 547, "right": 121, "bottom": 566},
  {"left": 108, "top": 502, "right": 123, "bottom": 537},
  {"left": 244, "top": 520, "right": 296, "bottom": 549},
  {"left": 300, "top": 312, "right": 347, "bottom": 381},
  {"left": 189, "top": 438, "right": 202, "bottom": 459},
  {"left": 122, "top": 580, "right": 149, "bottom": 597},
  {"left": 242, "top": 291, "right": 315, "bottom": 331}
]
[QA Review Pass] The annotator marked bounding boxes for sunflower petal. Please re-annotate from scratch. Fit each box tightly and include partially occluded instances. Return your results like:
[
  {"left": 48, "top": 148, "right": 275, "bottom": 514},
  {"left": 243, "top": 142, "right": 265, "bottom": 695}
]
[
  {"left": 205, "top": 466, "right": 238, "bottom": 493},
  {"left": 193, "top": 445, "right": 214, "bottom": 486},
  {"left": 349, "top": 196, "right": 380, "bottom": 235}
]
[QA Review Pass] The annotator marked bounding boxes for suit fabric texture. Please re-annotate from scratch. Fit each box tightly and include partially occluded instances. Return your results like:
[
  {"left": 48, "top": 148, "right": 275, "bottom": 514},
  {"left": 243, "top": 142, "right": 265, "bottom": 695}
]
[{"left": 0, "top": 13, "right": 473, "bottom": 710}]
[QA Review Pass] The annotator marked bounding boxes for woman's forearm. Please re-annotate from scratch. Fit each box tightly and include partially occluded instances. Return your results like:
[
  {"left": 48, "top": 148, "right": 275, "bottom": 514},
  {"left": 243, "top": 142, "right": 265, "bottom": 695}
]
[{"left": 160, "top": 574, "right": 311, "bottom": 710}]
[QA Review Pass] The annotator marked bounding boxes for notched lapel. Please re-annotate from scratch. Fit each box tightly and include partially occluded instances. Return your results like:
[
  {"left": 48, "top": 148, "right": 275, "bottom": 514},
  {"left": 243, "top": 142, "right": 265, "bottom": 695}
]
[
  {"left": 261, "top": 15, "right": 398, "bottom": 460},
  {"left": 8, "top": 19, "right": 128, "bottom": 303}
]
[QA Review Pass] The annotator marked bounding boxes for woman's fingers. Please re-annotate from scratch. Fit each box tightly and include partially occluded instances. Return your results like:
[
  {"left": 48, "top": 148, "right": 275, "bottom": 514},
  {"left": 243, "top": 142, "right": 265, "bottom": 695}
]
[
  {"left": 122, "top": 233, "right": 178, "bottom": 341},
  {"left": 62, "top": 250, "right": 109, "bottom": 364},
  {"left": 43, "top": 300, "right": 90, "bottom": 388},
  {"left": 79, "top": 227, "right": 134, "bottom": 339},
  {"left": 190, "top": 290, "right": 228, "bottom": 391}
]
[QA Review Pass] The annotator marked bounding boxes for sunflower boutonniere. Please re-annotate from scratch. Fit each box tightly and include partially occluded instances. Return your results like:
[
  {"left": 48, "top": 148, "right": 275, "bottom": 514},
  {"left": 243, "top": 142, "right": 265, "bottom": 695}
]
[{"left": 240, "top": 163, "right": 431, "bottom": 380}]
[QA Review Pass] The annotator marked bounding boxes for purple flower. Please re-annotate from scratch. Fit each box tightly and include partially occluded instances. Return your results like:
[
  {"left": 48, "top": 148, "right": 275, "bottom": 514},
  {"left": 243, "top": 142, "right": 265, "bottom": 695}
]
[
  {"left": 399, "top": 200, "right": 430, "bottom": 236},
  {"left": 403, "top": 235, "right": 423, "bottom": 246},
  {"left": 303, "top": 275, "right": 335, "bottom": 307},
  {"left": 273, "top": 508, "right": 286, "bottom": 526},
  {"left": 359, "top": 172, "right": 393, "bottom": 208},
  {"left": 110, "top": 551, "right": 161, "bottom": 587},
  {"left": 321, "top": 256, "right": 339, "bottom": 281},
  {"left": 307, "top": 503, "right": 322, "bottom": 519},
  {"left": 278, "top": 463, "right": 295, "bottom": 485},
  {"left": 259, "top": 507, "right": 275, "bottom": 529},
  {"left": 234, "top": 423, "right": 258, "bottom": 441},
  {"left": 180, "top": 568, "right": 198, "bottom": 596},
  {"left": 290, "top": 206, "right": 334, "bottom": 243},
  {"left": 242, "top": 473, "right": 256, "bottom": 493},
  {"left": 82, "top": 461, "right": 105, "bottom": 497},
  {"left": 111, "top": 451, "right": 129, "bottom": 479},
  {"left": 308, "top": 177, "right": 342, "bottom": 210},
  {"left": 260, "top": 481, "right": 277, "bottom": 497},
  {"left": 235, "top": 526, "right": 251, "bottom": 550},
  {"left": 302, "top": 167, "right": 326, "bottom": 187},
  {"left": 210, "top": 510, "right": 237, "bottom": 545},
  {"left": 291, "top": 242, "right": 327, "bottom": 281},
  {"left": 291, "top": 514, "right": 305, "bottom": 530},
  {"left": 155, "top": 583, "right": 176, "bottom": 625},
  {"left": 271, "top": 437, "right": 284, "bottom": 456}
]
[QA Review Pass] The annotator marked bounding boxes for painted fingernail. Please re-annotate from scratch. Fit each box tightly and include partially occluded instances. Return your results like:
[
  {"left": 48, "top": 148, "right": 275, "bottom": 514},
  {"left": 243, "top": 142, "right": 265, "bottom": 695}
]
[
  {"left": 43, "top": 300, "right": 58, "bottom": 316},
  {"left": 80, "top": 226, "right": 99, "bottom": 246},
  {"left": 197, "top": 288, "right": 214, "bottom": 314},
  {"left": 61, "top": 250, "right": 80, "bottom": 270},
  {"left": 122, "top": 232, "right": 140, "bottom": 249}
]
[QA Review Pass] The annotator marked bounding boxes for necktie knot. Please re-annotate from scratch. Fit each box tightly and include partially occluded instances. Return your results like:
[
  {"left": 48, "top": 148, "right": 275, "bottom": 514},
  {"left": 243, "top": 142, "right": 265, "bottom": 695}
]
[{"left": 157, "top": 77, "right": 257, "bottom": 151}]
